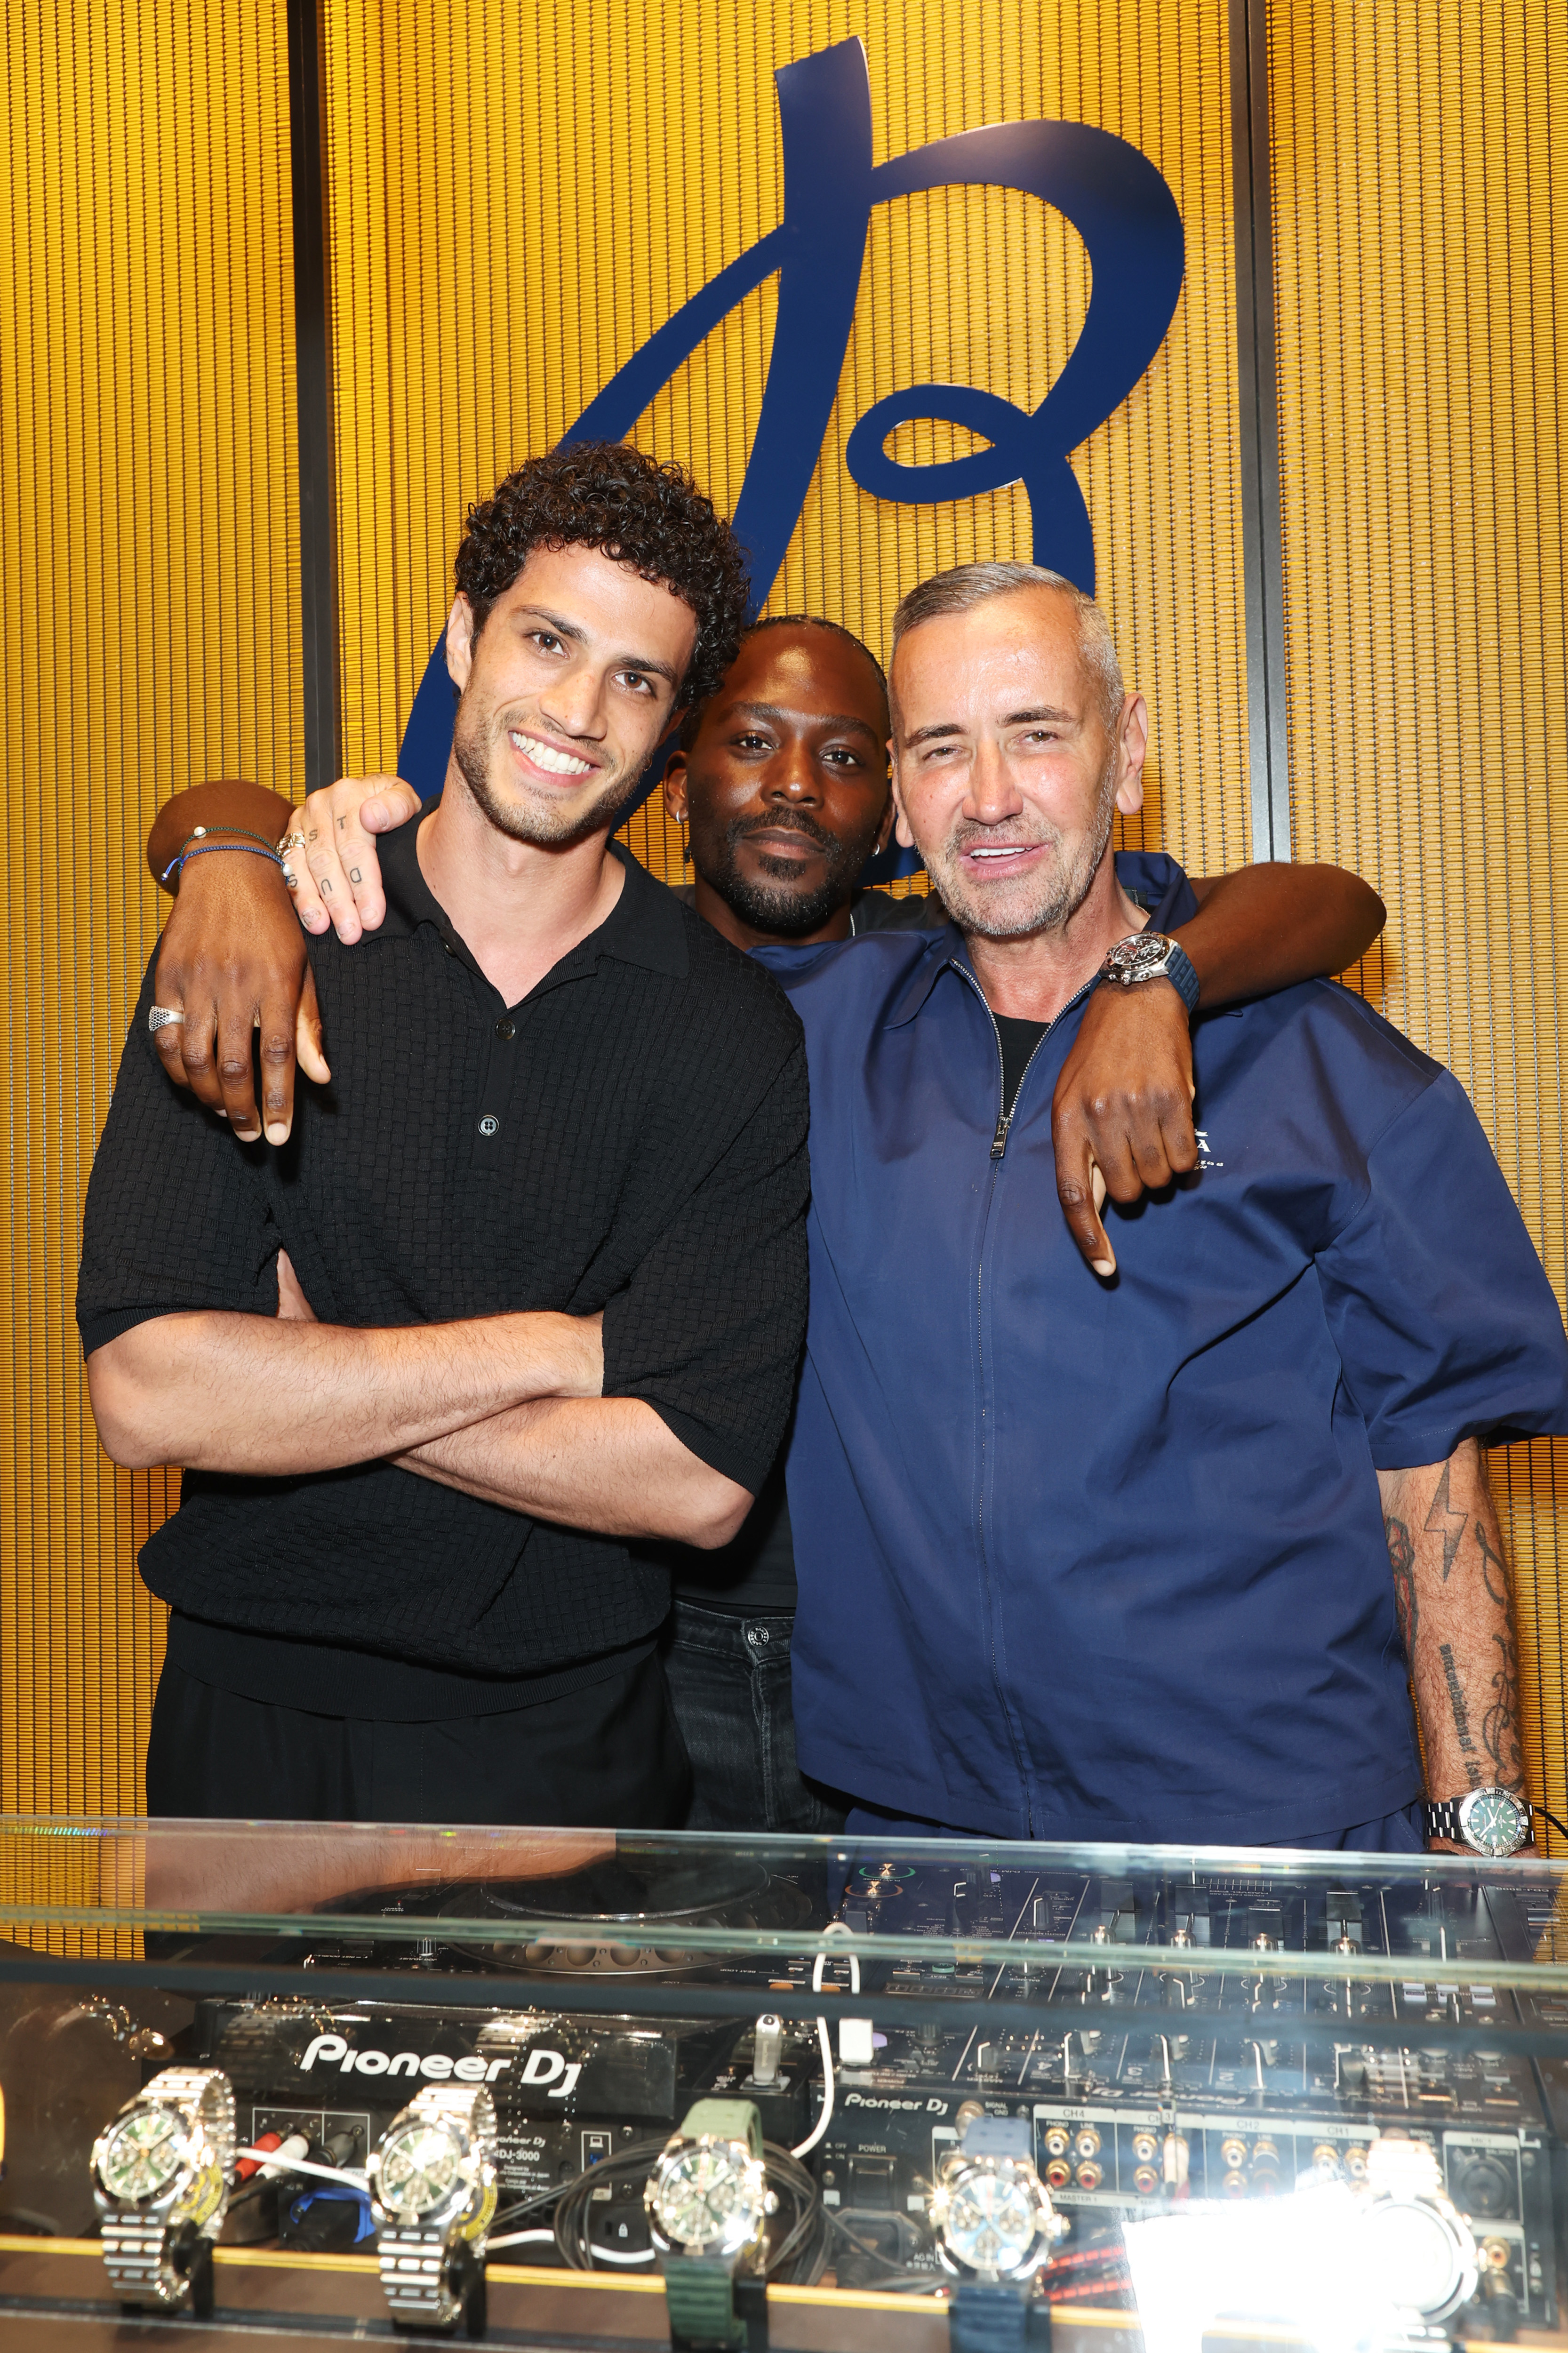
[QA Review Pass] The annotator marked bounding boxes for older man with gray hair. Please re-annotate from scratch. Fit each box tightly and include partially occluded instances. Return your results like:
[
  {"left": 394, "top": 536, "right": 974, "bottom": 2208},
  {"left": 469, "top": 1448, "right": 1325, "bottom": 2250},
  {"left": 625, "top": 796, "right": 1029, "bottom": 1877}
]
[{"left": 755, "top": 560, "right": 1568, "bottom": 1855}]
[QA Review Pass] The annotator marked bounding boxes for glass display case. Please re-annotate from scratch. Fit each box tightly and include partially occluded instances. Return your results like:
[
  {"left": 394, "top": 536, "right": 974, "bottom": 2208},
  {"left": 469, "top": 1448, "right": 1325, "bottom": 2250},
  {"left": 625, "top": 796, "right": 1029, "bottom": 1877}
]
[{"left": 3, "top": 1817, "right": 1568, "bottom": 2349}]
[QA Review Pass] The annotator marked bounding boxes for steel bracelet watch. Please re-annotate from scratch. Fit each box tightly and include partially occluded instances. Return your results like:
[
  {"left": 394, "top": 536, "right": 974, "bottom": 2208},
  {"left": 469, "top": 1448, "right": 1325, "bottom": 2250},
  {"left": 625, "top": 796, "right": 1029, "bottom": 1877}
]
[
  {"left": 1099, "top": 929, "right": 1201, "bottom": 1016},
  {"left": 367, "top": 2083, "right": 498, "bottom": 2335},
  {"left": 1422, "top": 1786, "right": 1533, "bottom": 1857},
  {"left": 645, "top": 2097, "right": 775, "bottom": 2350},
  {"left": 91, "top": 2062, "right": 235, "bottom": 2315},
  {"left": 929, "top": 2114, "right": 1064, "bottom": 2353},
  {"left": 1354, "top": 2131, "right": 1479, "bottom": 2325}
]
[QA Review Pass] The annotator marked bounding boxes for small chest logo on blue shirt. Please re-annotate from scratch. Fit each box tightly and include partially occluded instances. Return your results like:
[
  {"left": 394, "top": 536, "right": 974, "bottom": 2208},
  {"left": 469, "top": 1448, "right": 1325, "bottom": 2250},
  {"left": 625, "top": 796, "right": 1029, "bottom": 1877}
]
[{"left": 1195, "top": 1127, "right": 1224, "bottom": 1170}]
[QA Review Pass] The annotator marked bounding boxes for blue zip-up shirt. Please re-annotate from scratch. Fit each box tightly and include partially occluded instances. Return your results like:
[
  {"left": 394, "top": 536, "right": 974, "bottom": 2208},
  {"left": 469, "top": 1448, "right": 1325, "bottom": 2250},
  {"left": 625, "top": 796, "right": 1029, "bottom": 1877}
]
[{"left": 758, "top": 852, "right": 1568, "bottom": 1843}]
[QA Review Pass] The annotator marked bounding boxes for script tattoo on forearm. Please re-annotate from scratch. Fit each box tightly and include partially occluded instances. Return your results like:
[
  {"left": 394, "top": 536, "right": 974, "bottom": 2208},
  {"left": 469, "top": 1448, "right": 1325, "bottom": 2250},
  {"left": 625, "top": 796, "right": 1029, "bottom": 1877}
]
[
  {"left": 1438, "top": 1639, "right": 1481, "bottom": 1788},
  {"left": 1424, "top": 1459, "right": 1466, "bottom": 1581},
  {"left": 1483, "top": 1626, "right": 1526, "bottom": 1790},
  {"left": 1385, "top": 1513, "right": 1417, "bottom": 1658}
]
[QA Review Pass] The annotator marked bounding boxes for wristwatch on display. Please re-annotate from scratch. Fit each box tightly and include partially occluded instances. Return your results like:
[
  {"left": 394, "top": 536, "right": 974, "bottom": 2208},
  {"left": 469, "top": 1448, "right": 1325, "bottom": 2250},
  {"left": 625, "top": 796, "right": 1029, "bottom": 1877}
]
[
  {"left": 929, "top": 2114, "right": 1064, "bottom": 2353},
  {"left": 1354, "top": 2132, "right": 1479, "bottom": 2325},
  {"left": 91, "top": 2063, "right": 235, "bottom": 2315},
  {"left": 1098, "top": 930, "right": 1201, "bottom": 1017},
  {"left": 367, "top": 2084, "right": 498, "bottom": 2335},
  {"left": 1422, "top": 1787, "right": 1533, "bottom": 1857},
  {"left": 644, "top": 2097, "right": 776, "bottom": 2350}
]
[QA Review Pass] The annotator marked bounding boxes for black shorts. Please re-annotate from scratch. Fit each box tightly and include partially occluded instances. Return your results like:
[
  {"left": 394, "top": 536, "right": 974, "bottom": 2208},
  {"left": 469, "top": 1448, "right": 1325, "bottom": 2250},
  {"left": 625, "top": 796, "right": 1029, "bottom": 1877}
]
[{"left": 145, "top": 1649, "right": 690, "bottom": 1829}]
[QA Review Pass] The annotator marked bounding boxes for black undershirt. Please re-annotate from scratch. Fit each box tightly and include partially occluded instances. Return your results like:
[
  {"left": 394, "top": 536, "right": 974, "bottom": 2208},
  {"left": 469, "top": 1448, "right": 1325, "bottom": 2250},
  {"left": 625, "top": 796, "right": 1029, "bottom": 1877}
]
[{"left": 993, "top": 1013, "right": 1052, "bottom": 1115}]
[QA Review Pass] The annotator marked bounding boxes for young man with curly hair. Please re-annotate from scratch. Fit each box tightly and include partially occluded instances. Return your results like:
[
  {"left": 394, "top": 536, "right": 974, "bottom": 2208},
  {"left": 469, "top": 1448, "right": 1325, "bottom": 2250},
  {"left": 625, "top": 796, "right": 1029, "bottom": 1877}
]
[{"left": 78, "top": 442, "right": 811, "bottom": 1827}]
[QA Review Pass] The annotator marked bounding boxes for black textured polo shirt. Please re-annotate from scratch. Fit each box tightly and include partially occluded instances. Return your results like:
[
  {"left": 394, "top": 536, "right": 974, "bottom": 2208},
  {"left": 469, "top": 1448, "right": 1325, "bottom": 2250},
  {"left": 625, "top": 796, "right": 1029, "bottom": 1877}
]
[{"left": 78, "top": 826, "right": 809, "bottom": 1714}]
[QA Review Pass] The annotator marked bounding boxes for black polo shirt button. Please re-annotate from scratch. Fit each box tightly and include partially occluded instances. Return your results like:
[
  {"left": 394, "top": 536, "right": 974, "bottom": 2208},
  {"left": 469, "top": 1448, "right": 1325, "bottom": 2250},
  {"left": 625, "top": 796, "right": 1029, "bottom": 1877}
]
[
  {"left": 442, "top": 937, "right": 457, "bottom": 956},
  {"left": 477, "top": 1115, "right": 500, "bottom": 1138},
  {"left": 496, "top": 1018, "right": 515, "bottom": 1040}
]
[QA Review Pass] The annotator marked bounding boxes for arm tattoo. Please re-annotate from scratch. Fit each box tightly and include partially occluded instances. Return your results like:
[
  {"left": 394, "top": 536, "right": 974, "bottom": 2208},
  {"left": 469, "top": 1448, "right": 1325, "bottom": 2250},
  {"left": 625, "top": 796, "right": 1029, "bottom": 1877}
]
[
  {"left": 1475, "top": 1517, "right": 1510, "bottom": 1609},
  {"left": 1385, "top": 1514, "right": 1417, "bottom": 1659},
  {"left": 1439, "top": 1640, "right": 1479, "bottom": 1761},
  {"left": 1483, "top": 1627, "right": 1526, "bottom": 1789},
  {"left": 1424, "top": 1460, "right": 1466, "bottom": 1581}
]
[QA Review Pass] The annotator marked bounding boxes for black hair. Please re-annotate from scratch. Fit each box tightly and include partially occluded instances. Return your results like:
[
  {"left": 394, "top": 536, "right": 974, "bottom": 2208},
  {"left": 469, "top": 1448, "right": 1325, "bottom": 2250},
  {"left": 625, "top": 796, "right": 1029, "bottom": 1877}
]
[
  {"left": 454, "top": 441, "right": 751, "bottom": 710},
  {"left": 676, "top": 613, "right": 889, "bottom": 752}
]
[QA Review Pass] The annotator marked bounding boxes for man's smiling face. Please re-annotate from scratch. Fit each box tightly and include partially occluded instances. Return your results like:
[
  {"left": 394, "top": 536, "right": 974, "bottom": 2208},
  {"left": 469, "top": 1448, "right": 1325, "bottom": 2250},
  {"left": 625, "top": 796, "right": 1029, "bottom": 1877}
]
[
  {"left": 889, "top": 584, "right": 1139, "bottom": 940},
  {"left": 445, "top": 542, "right": 697, "bottom": 847}
]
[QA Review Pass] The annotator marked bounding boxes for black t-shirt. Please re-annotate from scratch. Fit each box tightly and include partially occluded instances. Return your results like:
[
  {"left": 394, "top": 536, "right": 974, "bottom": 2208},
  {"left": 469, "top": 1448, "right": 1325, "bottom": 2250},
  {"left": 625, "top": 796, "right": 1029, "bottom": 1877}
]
[
  {"left": 993, "top": 1013, "right": 1052, "bottom": 1116},
  {"left": 78, "top": 832, "right": 810, "bottom": 1713}
]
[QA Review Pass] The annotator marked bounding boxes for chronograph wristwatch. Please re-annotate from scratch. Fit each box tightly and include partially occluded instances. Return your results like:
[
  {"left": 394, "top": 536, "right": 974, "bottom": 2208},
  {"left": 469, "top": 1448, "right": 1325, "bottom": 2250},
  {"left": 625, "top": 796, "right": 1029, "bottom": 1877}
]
[
  {"left": 929, "top": 2115, "right": 1064, "bottom": 2353},
  {"left": 1099, "top": 930, "right": 1201, "bottom": 1016},
  {"left": 91, "top": 2064, "right": 236, "bottom": 2315},
  {"left": 1423, "top": 1786, "right": 1533, "bottom": 1857},
  {"left": 645, "top": 2098, "right": 776, "bottom": 2349},
  {"left": 367, "top": 2084, "right": 498, "bottom": 2333}
]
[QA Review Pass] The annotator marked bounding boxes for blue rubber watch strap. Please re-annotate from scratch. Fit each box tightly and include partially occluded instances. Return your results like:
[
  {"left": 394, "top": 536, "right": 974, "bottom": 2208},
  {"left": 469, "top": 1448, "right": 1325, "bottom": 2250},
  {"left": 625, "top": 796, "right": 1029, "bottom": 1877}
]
[
  {"left": 1161, "top": 940, "right": 1200, "bottom": 1017},
  {"left": 949, "top": 2279, "right": 1033, "bottom": 2353}
]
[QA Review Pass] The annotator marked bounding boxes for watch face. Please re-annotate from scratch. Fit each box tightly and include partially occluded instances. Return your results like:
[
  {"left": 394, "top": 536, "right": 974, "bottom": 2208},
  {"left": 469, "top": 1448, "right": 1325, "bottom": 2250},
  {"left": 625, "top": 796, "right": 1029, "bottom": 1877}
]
[
  {"left": 98, "top": 2106, "right": 185, "bottom": 2205},
  {"left": 649, "top": 2141, "right": 758, "bottom": 2255},
  {"left": 1460, "top": 1788, "right": 1528, "bottom": 1856},
  {"left": 1359, "top": 2196, "right": 1472, "bottom": 2317},
  {"left": 941, "top": 2163, "right": 1044, "bottom": 2276},
  {"left": 377, "top": 2121, "right": 463, "bottom": 2220}
]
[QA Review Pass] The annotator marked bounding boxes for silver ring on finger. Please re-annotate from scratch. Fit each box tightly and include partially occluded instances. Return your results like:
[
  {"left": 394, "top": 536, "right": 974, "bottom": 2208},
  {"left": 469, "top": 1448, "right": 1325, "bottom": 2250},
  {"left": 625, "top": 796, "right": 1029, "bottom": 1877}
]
[
  {"left": 277, "top": 829, "right": 308, "bottom": 857},
  {"left": 147, "top": 1005, "right": 186, "bottom": 1033}
]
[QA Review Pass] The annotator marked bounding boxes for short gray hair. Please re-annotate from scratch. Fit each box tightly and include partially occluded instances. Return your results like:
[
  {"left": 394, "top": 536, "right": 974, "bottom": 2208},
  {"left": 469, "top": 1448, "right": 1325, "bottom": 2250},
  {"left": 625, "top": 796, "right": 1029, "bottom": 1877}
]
[{"left": 889, "top": 561, "right": 1124, "bottom": 730}]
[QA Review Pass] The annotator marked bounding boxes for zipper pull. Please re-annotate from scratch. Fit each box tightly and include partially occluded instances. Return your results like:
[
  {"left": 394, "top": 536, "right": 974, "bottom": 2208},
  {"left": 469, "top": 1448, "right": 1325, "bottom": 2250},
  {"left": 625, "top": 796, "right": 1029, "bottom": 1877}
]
[{"left": 991, "top": 1112, "right": 1011, "bottom": 1160}]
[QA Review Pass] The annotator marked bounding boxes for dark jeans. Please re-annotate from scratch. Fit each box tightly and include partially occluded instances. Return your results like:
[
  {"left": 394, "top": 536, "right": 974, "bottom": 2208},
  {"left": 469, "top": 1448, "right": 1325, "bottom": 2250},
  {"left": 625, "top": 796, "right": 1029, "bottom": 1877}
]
[
  {"left": 662, "top": 1598, "right": 847, "bottom": 1834},
  {"left": 146, "top": 1649, "right": 691, "bottom": 1828}
]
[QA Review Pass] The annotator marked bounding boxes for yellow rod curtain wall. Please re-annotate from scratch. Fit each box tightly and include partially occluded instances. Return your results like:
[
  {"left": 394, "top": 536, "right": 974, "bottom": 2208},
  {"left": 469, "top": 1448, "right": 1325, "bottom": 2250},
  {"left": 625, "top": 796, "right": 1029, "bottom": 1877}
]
[{"left": 0, "top": 4, "right": 301, "bottom": 1810}]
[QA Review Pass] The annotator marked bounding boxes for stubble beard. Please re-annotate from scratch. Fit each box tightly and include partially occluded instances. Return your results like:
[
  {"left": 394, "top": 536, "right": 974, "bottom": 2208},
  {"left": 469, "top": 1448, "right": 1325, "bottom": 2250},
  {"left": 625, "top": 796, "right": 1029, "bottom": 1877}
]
[
  {"left": 923, "top": 754, "right": 1119, "bottom": 942},
  {"left": 452, "top": 699, "right": 643, "bottom": 848}
]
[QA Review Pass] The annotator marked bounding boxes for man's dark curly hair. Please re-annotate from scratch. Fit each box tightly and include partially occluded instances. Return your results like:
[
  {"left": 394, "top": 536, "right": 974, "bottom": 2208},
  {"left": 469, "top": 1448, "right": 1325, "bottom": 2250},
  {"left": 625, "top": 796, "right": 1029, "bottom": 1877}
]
[
  {"left": 677, "top": 613, "right": 889, "bottom": 752},
  {"left": 453, "top": 441, "right": 751, "bottom": 711}
]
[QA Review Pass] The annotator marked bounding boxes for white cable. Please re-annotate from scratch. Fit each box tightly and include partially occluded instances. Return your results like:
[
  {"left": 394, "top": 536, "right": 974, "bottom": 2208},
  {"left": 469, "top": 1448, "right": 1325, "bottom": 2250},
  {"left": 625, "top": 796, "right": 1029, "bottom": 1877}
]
[
  {"left": 790, "top": 2016, "right": 835, "bottom": 2159},
  {"left": 814, "top": 1920, "right": 862, "bottom": 1995},
  {"left": 584, "top": 2245, "right": 658, "bottom": 2266},
  {"left": 234, "top": 2145, "right": 369, "bottom": 2191},
  {"left": 486, "top": 2228, "right": 560, "bottom": 2252}
]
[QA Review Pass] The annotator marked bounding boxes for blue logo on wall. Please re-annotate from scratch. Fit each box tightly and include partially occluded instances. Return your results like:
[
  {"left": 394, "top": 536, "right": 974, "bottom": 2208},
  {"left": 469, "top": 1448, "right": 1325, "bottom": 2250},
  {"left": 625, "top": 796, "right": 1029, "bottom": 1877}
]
[{"left": 398, "top": 34, "right": 1183, "bottom": 842}]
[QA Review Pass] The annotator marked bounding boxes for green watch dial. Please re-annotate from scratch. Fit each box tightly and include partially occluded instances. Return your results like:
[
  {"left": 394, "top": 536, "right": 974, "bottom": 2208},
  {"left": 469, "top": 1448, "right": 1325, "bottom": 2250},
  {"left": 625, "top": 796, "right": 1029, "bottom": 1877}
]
[
  {"left": 377, "top": 2120, "right": 462, "bottom": 2218},
  {"left": 650, "top": 2142, "right": 758, "bottom": 2252},
  {"left": 99, "top": 2108, "right": 184, "bottom": 2204},
  {"left": 1464, "top": 1789, "right": 1529, "bottom": 1856}
]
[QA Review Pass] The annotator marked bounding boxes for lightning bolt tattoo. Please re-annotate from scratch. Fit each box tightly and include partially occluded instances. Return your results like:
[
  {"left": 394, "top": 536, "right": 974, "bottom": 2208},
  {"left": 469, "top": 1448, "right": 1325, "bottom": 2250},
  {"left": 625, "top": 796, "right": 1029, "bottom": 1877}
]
[{"left": 1424, "top": 1460, "right": 1467, "bottom": 1583}]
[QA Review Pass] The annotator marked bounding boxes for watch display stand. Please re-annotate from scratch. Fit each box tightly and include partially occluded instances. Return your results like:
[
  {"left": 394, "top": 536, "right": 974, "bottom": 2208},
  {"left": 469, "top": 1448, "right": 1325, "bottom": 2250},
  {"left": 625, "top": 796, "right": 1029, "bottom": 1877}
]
[{"left": 6, "top": 1817, "right": 1568, "bottom": 2348}]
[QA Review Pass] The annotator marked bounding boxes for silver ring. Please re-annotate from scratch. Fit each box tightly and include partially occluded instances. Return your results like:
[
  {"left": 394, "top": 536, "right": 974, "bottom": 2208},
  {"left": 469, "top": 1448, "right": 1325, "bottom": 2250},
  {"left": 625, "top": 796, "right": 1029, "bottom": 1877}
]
[
  {"left": 147, "top": 1006, "right": 185, "bottom": 1033},
  {"left": 277, "top": 830, "right": 308, "bottom": 857}
]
